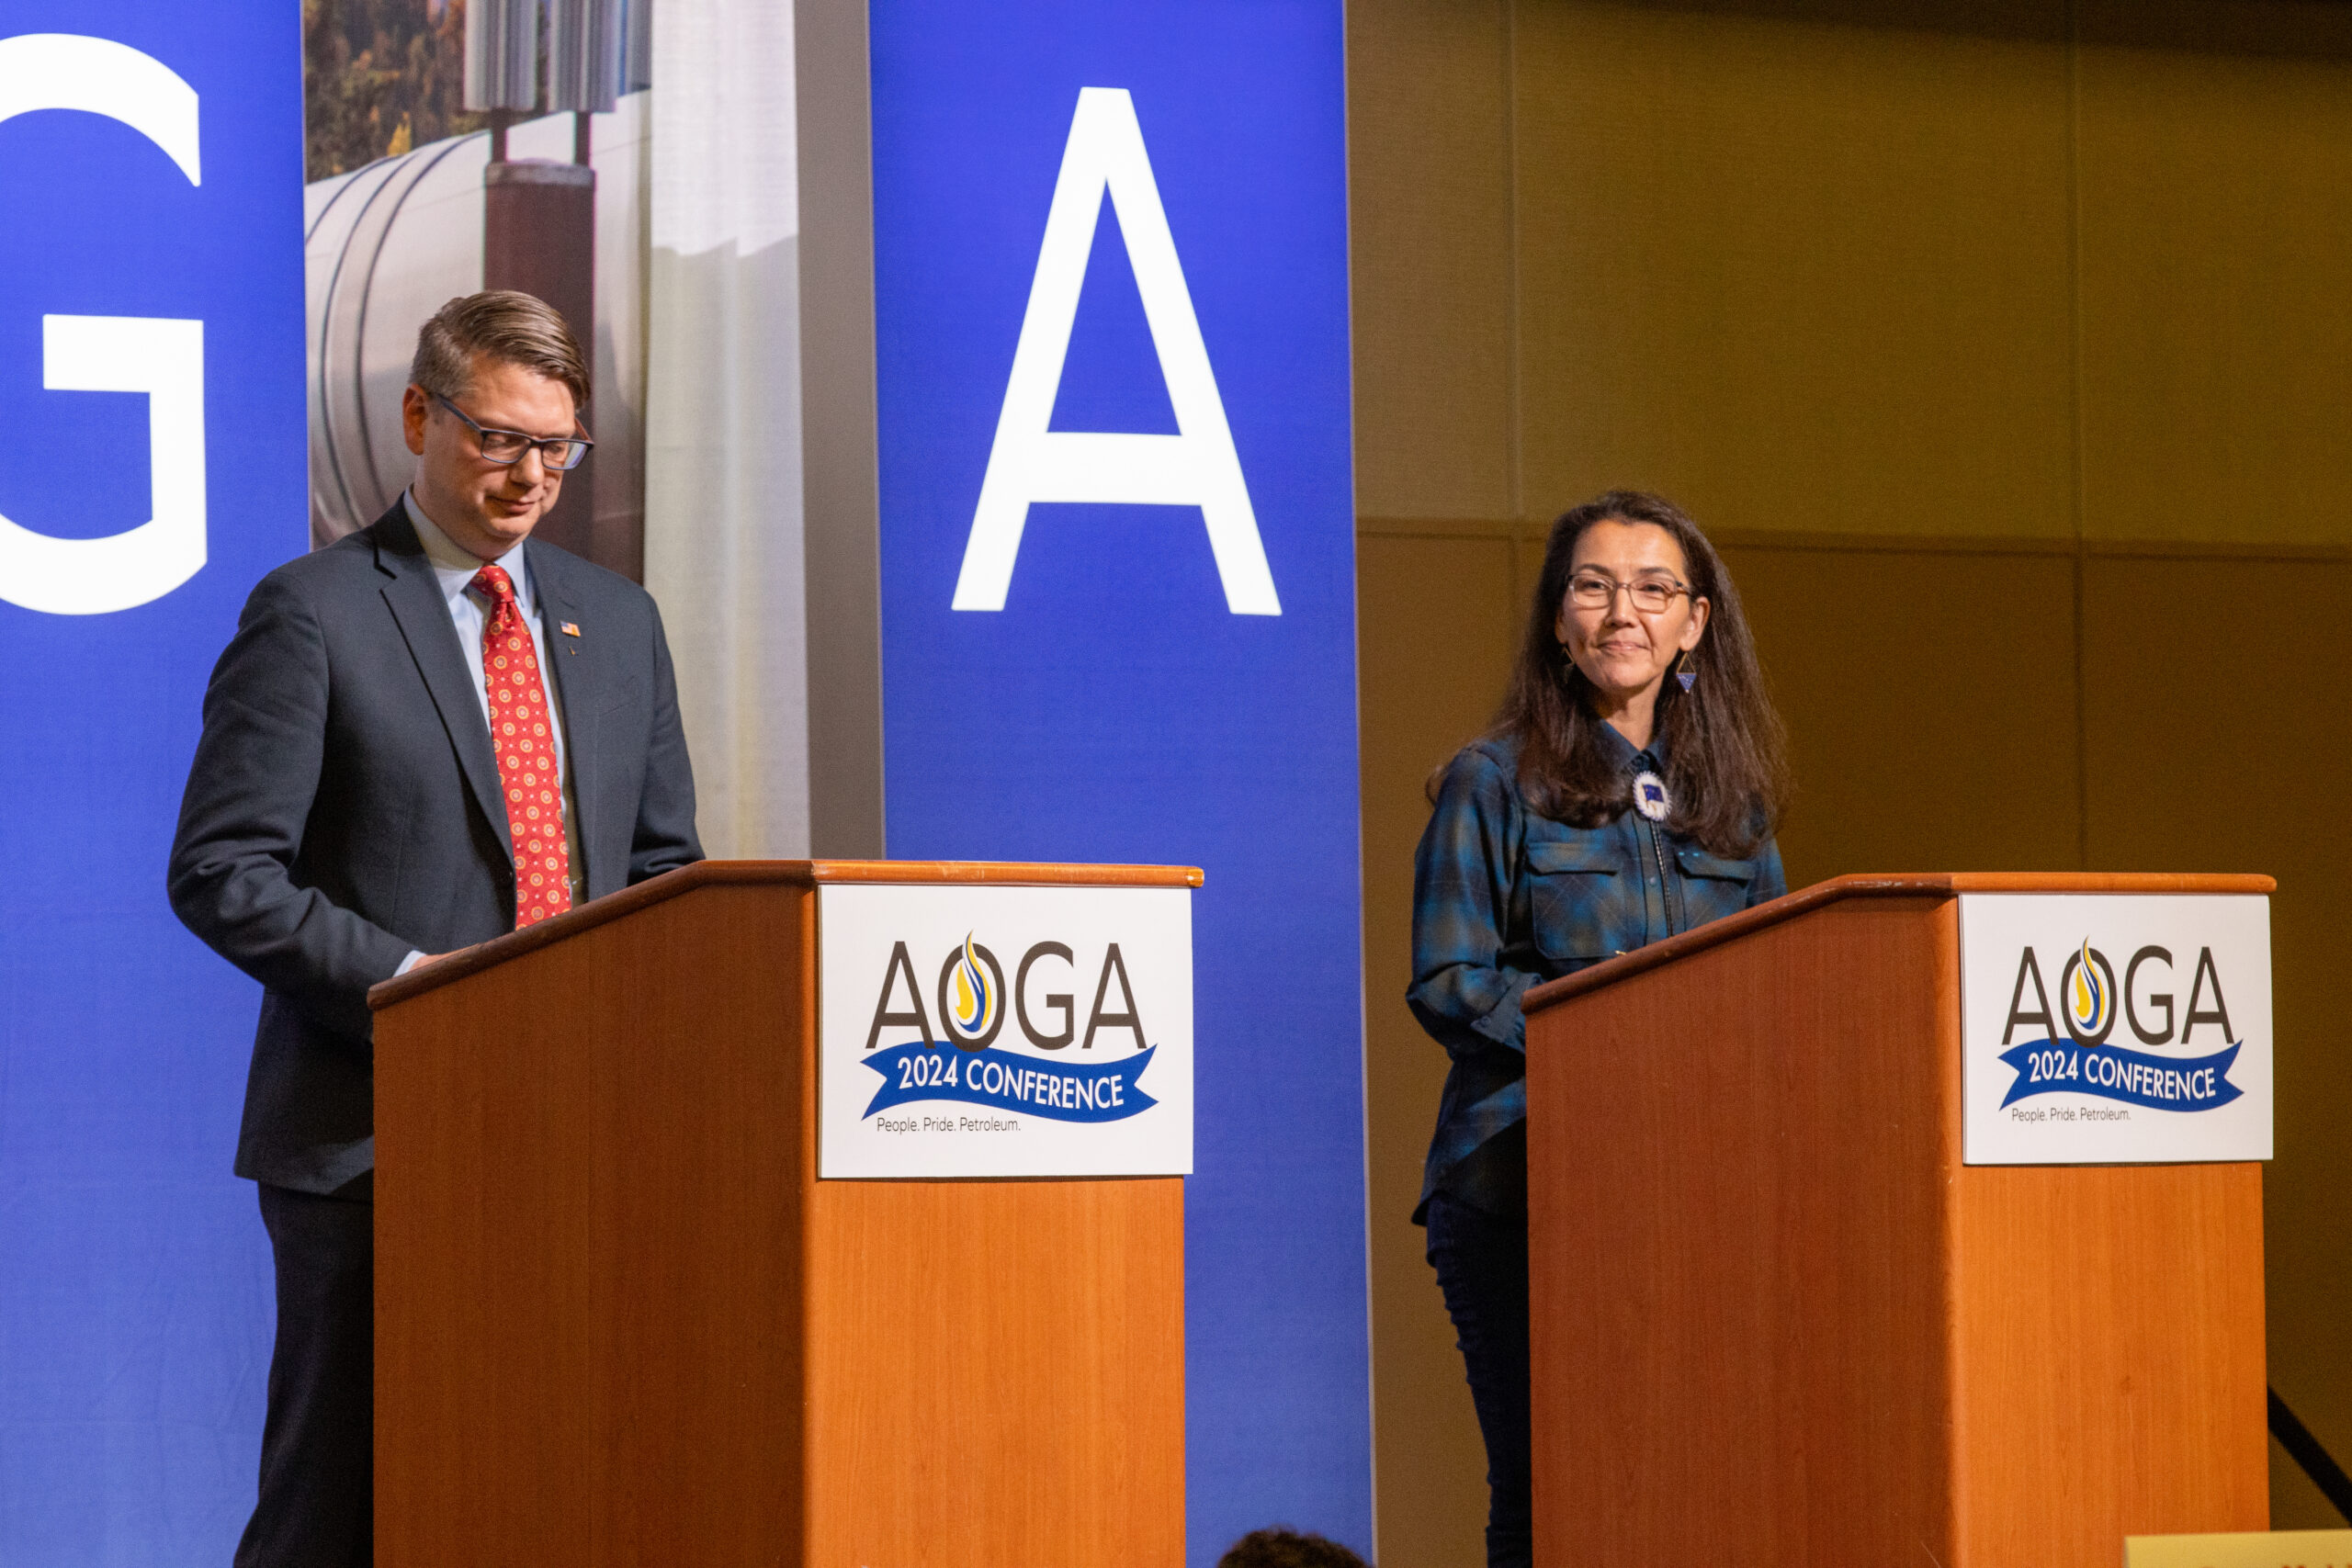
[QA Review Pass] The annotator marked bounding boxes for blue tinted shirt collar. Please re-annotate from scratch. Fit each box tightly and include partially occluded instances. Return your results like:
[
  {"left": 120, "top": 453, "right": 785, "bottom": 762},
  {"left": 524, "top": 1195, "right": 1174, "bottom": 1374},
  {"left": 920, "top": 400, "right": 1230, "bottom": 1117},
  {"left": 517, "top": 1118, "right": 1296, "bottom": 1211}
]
[{"left": 1596, "top": 710, "right": 1669, "bottom": 773}]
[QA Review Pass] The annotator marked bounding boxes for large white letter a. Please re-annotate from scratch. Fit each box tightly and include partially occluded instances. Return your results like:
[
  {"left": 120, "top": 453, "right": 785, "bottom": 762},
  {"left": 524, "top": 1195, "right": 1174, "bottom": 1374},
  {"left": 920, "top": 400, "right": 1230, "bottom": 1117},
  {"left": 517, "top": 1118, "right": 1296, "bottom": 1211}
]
[{"left": 952, "top": 88, "right": 1280, "bottom": 615}]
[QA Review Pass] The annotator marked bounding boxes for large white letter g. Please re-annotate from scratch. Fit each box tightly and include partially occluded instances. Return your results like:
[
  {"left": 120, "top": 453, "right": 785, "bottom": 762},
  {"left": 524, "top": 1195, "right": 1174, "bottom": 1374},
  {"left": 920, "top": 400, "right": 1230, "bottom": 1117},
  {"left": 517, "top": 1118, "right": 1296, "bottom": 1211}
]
[{"left": 0, "top": 33, "right": 206, "bottom": 616}]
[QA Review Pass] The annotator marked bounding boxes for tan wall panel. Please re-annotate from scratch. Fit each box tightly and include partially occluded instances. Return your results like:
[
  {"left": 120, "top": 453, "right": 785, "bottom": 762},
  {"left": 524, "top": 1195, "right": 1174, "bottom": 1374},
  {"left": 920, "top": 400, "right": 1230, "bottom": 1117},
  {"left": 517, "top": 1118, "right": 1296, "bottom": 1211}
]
[
  {"left": 1357, "top": 534, "right": 1523, "bottom": 1568},
  {"left": 1349, "top": 0, "right": 1520, "bottom": 519},
  {"left": 1722, "top": 542, "right": 2082, "bottom": 883},
  {"left": 2076, "top": 3, "right": 2352, "bottom": 547},
  {"left": 1516, "top": 530, "right": 1549, "bottom": 608},
  {"left": 2081, "top": 554, "right": 2352, "bottom": 1529},
  {"left": 1510, "top": 2, "right": 2075, "bottom": 537}
]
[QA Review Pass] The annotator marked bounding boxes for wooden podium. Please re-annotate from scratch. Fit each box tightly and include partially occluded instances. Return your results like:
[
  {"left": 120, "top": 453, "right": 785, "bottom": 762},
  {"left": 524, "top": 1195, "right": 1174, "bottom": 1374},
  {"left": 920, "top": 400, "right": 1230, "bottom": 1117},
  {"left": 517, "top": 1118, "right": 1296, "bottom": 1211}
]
[
  {"left": 367, "top": 860, "right": 1192, "bottom": 1566},
  {"left": 1522, "top": 873, "right": 2272, "bottom": 1567}
]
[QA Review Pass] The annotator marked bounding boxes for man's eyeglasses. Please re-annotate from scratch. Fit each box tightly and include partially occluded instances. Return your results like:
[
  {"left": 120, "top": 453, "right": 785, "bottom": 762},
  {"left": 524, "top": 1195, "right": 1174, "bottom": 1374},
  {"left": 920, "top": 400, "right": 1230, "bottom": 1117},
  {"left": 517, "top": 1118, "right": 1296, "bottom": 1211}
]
[
  {"left": 435, "top": 393, "right": 594, "bottom": 471},
  {"left": 1566, "top": 572, "right": 1691, "bottom": 615}
]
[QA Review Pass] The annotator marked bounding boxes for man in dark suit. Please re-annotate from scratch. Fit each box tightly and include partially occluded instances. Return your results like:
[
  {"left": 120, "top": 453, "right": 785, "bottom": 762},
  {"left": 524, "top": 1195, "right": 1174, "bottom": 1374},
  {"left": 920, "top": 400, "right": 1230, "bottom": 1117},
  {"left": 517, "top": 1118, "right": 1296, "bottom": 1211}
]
[{"left": 169, "top": 290, "right": 701, "bottom": 1566}]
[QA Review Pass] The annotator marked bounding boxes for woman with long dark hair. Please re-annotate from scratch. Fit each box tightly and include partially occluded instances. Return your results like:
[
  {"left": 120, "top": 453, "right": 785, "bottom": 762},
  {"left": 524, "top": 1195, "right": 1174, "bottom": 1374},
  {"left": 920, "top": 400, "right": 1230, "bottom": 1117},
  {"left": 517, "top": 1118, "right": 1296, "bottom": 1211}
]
[{"left": 1408, "top": 490, "right": 1791, "bottom": 1568}]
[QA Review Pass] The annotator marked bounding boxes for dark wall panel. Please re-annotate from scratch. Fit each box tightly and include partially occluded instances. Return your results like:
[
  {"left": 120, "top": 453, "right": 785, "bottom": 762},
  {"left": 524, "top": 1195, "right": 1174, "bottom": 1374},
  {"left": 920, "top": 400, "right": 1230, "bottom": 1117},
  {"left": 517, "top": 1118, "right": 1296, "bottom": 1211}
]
[
  {"left": 2082, "top": 553, "right": 2352, "bottom": 1527},
  {"left": 1725, "top": 542, "right": 2084, "bottom": 883},
  {"left": 1357, "top": 531, "right": 1522, "bottom": 1568}
]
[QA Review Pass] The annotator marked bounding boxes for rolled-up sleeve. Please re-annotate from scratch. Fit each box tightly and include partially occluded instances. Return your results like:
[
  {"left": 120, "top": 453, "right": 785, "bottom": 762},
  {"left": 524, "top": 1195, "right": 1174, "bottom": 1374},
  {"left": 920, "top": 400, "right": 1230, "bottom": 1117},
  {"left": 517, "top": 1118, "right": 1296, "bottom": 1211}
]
[{"left": 1407, "top": 749, "right": 1543, "bottom": 1060}]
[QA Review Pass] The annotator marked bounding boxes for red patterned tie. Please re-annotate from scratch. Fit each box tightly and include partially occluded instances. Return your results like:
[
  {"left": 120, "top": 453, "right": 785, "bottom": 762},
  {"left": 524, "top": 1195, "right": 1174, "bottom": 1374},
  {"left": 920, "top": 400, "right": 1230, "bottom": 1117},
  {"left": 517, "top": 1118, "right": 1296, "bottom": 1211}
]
[{"left": 470, "top": 564, "right": 572, "bottom": 928}]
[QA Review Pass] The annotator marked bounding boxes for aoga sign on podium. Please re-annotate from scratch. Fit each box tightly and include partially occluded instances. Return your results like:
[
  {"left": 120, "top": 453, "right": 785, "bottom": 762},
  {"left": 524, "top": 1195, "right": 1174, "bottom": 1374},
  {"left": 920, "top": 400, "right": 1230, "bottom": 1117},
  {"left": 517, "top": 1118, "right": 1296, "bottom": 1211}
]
[
  {"left": 1960, "top": 894, "right": 2273, "bottom": 1165},
  {"left": 818, "top": 881, "right": 1194, "bottom": 1178}
]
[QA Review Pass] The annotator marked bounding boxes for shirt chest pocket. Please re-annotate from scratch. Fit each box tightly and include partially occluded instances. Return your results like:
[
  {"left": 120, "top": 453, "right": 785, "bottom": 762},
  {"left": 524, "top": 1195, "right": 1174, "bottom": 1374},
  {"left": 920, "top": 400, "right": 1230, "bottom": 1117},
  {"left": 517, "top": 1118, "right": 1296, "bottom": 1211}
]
[
  {"left": 1676, "top": 848, "right": 1759, "bottom": 927},
  {"left": 1525, "top": 839, "right": 1640, "bottom": 962}
]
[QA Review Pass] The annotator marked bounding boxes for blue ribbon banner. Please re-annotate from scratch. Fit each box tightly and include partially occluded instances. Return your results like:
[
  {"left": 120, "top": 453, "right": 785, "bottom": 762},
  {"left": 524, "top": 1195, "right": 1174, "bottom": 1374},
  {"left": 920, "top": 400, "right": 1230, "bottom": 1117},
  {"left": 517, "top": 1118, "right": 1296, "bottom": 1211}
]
[
  {"left": 862, "top": 1043, "right": 1159, "bottom": 1122},
  {"left": 1996, "top": 1037, "right": 2244, "bottom": 1112}
]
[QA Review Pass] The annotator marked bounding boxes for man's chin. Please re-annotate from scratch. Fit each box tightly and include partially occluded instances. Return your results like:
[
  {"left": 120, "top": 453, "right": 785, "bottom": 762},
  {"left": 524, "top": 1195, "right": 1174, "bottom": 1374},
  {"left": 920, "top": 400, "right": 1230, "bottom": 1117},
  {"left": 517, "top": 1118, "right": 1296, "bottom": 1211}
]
[{"left": 475, "top": 503, "right": 543, "bottom": 541}]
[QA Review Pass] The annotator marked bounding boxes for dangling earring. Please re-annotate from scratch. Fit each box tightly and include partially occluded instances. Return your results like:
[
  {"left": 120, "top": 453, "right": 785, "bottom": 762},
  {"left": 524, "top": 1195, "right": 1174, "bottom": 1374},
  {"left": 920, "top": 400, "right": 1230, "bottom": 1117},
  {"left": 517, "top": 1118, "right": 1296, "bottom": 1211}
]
[
  {"left": 1675, "top": 649, "right": 1697, "bottom": 692},
  {"left": 1558, "top": 639, "right": 1580, "bottom": 682}
]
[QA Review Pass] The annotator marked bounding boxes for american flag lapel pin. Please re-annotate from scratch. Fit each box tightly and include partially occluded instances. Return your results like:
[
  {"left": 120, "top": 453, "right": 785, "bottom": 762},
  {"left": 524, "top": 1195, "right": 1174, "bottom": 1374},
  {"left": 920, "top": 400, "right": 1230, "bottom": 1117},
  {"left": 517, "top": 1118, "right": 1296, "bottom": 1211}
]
[{"left": 560, "top": 621, "right": 582, "bottom": 639}]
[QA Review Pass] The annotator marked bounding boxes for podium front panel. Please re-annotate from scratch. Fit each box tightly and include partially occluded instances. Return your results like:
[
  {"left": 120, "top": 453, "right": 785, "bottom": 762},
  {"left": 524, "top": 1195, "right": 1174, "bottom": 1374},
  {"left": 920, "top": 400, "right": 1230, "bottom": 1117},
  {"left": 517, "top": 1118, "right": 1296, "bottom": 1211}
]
[
  {"left": 1522, "top": 874, "right": 2270, "bottom": 1568},
  {"left": 372, "top": 862, "right": 1190, "bottom": 1567}
]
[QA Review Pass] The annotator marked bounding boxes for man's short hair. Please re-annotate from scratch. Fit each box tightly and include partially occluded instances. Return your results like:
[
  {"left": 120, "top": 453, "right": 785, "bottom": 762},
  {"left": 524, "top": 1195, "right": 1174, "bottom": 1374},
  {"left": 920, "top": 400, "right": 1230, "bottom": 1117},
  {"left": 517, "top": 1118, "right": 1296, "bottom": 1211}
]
[
  {"left": 1215, "top": 1528, "right": 1369, "bottom": 1568},
  {"left": 410, "top": 290, "right": 589, "bottom": 412}
]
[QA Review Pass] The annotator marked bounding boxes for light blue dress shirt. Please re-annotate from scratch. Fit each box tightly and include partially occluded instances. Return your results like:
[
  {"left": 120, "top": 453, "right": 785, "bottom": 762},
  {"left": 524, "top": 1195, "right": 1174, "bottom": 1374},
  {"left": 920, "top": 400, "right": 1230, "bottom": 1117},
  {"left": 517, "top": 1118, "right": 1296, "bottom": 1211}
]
[{"left": 394, "top": 491, "right": 584, "bottom": 973}]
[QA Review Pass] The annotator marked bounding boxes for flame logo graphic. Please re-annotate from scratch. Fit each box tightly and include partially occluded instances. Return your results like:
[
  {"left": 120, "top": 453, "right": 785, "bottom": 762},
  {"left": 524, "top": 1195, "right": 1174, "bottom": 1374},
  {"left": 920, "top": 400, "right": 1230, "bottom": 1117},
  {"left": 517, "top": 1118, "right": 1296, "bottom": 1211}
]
[
  {"left": 2066, "top": 938, "right": 2112, "bottom": 1038},
  {"left": 946, "top": 932, "right": 999, "bottom": 1040}
]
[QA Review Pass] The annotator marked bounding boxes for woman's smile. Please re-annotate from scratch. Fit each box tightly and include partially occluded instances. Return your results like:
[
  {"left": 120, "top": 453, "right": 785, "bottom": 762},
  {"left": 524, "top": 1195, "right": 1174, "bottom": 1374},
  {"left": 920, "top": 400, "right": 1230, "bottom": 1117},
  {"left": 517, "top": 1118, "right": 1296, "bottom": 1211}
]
[{"left": 1555, "top": 519, "right": 1709, "bottom": 741}]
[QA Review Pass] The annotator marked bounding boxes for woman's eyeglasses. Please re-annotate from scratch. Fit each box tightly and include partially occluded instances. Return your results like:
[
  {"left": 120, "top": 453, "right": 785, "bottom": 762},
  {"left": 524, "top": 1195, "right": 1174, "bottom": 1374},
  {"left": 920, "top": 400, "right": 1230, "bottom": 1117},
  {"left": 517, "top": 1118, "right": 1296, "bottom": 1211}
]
[
  {"left": 435, "top": 393, "right": 594, "bottom": 471},
  {"left": 1566, "top": 572, "right": 1690, "bottom": 615}
]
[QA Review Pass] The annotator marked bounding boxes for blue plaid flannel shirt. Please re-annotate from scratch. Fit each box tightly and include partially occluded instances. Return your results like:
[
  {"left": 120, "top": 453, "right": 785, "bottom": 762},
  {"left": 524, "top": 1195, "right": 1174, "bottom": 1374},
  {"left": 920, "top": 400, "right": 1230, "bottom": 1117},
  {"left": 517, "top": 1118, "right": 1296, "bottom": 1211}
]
[{"left": 1407, "top": 728, "right": 1785, "bottom": 1221}]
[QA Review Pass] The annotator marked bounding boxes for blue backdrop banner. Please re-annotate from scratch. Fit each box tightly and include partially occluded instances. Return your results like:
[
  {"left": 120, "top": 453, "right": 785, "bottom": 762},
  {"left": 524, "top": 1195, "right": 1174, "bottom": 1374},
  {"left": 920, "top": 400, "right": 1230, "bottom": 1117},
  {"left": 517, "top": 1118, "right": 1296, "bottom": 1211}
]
[
  {"left": 868, "top": 3, "right": 1372, "bottom": 1559},
  {"left": 0, "top": 6, "right": 302, "bottom": 1558}
]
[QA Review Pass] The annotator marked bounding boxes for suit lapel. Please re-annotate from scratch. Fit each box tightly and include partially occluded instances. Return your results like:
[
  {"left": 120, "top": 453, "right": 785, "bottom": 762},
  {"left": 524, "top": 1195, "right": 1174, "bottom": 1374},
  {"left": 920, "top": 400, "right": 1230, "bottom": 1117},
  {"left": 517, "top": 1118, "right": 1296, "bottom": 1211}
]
[
  {"left": 530, "top": 543, "right": 598, "bottom": 886},
  {"left": 373, "top": 504, "right": 514, "bottom": 866}
]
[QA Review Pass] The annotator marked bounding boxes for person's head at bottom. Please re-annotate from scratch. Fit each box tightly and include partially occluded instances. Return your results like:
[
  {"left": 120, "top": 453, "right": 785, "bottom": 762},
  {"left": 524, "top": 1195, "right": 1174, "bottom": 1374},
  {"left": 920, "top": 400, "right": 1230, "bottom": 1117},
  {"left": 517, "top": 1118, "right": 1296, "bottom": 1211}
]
[
  {"left": 1216, "top": 1526, "right": 1371, "bottom": 1568},
  {"left": 400, "top": 289, "right": 594, "bottom": 561}
]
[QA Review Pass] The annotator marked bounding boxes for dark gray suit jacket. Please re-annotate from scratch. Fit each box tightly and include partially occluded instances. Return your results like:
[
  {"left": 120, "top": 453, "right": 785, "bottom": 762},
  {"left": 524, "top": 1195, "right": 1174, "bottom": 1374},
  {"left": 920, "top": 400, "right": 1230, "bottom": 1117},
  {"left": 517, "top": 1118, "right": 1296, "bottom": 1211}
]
[{"left": 168, "top": 503, "right": 702, "bottom": 1196}]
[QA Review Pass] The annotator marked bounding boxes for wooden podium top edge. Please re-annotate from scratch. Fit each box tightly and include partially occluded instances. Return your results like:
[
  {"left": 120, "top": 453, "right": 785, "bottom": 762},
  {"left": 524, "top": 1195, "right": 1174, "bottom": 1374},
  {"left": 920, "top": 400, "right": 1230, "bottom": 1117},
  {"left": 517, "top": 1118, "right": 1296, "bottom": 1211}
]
[
  {"left": 1521, "top": 871, "right": 2277, "bottom": 1017},
  {"left": 368, "top": 859, "right": 1204, "bottom": 1010}
]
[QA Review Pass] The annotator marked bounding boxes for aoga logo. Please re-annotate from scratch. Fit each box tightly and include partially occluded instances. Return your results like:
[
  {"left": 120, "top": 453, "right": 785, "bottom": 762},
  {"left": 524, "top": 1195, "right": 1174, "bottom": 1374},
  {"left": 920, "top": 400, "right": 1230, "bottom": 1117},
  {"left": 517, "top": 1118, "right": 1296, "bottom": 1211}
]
[
  {"left": 941, "top": 935, "right": 1002, "bottom": 1046},
  {"left": 1997, "top": 939, "right": 2244, "bottom": 1112},
  {"left": 858, "top": 936, "right": 1158, "bottom": 1122}
]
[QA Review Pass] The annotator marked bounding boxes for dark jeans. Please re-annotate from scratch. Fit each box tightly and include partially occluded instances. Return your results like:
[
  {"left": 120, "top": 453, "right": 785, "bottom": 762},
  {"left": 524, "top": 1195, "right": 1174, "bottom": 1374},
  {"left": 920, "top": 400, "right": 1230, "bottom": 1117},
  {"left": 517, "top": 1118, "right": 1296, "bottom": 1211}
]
[
  {"left": 1426, "top": 1191, "right": 1532, "bottom": 1568},
  {"left": 235, "top": 1183, "right": 374, "bottom": 1568}
]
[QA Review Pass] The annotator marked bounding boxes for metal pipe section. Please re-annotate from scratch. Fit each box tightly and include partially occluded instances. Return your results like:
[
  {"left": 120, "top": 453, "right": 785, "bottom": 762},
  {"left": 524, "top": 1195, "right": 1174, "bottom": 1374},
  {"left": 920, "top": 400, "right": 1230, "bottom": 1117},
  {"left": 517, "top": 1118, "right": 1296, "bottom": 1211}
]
[
  {"left": 548, "top": 0, "right": 628, "bottom": 116},
  {"left": 463, "top": 0, "right": 539, "bottom": 113}
]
